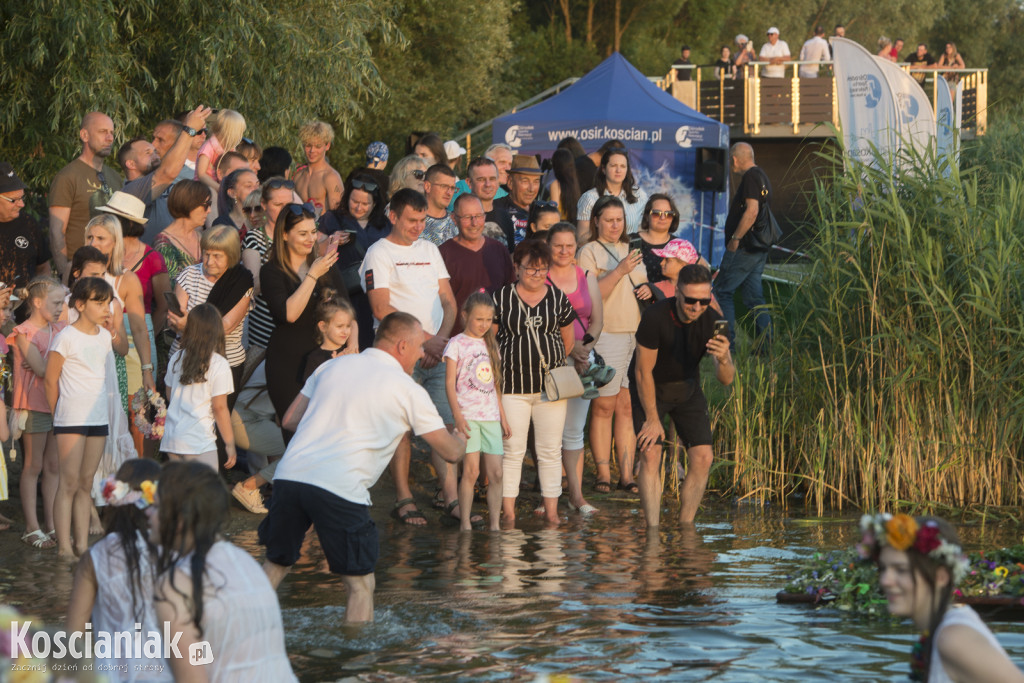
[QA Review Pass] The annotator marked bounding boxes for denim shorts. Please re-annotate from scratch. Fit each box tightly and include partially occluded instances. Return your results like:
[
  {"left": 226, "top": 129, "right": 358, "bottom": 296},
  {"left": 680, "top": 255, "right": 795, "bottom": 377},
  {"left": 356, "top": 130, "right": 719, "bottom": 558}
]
[{"left": 413, "top": 359, "right": 454, "bottom": 425}]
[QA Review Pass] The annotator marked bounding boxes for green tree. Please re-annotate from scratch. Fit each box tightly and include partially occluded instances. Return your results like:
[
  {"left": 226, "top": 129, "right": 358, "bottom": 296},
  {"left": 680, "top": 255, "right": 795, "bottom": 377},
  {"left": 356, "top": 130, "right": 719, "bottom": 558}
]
[{"left": 0, "top": 0, "right": 403, "bottom": 190}]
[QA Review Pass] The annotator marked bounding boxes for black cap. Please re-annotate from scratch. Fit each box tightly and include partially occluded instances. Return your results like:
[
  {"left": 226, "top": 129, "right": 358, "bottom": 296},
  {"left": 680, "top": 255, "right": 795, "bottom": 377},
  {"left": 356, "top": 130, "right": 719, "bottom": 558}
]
[{"left": 0, "top": 162, "right": 26, "bottom": 194}]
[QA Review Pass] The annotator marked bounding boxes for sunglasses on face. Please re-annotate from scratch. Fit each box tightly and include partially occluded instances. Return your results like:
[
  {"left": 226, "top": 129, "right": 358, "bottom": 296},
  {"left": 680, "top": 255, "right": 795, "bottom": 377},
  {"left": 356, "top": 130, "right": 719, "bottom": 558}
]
[
  {"left": 410, "top": 169, "right": 426, "bottom": 180},
  {"left": 532, "top": 200, "right": 558, "bottom": 209},
  {"left": 286, "top": 202, "right": 317, "bottom": 217},
  {"left": 682, "top": 296, "right": 712, "bottom": 306},
  {"left": 649, "top": 210, "right": 677, "bottom": 219},
  {"left": 201, "top": 199, "right": 212, "bottom": 209},
  {"left": 351, "top": 178, "right": 378, "bottom": 193},
  {"left": 243, "top": 206, "right": 264, "bottom": 215},
  {"left": 266, "top": 178, "right": 295, "bottom": 190}
]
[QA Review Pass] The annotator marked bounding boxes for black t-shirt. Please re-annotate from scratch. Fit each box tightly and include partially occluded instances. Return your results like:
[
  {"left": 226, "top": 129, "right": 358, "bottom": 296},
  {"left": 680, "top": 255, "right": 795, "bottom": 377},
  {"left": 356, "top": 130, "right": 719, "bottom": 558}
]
[
  {"left": 672, "top": 57, "right": 693, "bottom": 81},
  {"left": 906, "top": 52, "right": 935, "bottom": 67},
  {"left": 491, "top": 196, "right": 530, "bottom": 252},
  {"left": 0, "top": 213, "right": 51, "bottom": 286},
  {"left": 724, "top": 166, "right": 771, "bottom": 241},
  {"left": 630, "top": 298, "right": 715, "bottom": 384}
]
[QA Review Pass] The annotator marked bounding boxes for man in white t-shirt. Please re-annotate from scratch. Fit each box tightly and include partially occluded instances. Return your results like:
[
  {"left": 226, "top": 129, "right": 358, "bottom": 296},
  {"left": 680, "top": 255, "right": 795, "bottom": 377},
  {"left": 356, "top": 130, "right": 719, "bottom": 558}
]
[
  {"left": 360, "top": 189, "right": 461, "bottom": 527},
  {"left": 261, "top": 312, "right": 466, "bottom": 623},
  {"left": 799, "top": 26, "right": 831, "bottom": 78},
  {"left": 760, "top": 27, "right": 791, "bottom": 78}
]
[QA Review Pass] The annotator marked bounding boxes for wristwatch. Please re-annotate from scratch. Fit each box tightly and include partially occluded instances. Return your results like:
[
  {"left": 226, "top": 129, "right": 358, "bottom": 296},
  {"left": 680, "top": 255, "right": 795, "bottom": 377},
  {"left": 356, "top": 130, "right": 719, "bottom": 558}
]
[{"left": 182, "top": 126, "right": 198, "bottom": 137}]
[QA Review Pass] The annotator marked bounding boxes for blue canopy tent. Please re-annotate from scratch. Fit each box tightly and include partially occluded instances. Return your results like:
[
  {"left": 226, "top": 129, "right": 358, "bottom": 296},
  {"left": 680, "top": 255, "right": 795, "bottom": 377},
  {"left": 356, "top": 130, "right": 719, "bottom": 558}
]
[{"left": 493, "top": 52, "right": 730, "bottom": 264}]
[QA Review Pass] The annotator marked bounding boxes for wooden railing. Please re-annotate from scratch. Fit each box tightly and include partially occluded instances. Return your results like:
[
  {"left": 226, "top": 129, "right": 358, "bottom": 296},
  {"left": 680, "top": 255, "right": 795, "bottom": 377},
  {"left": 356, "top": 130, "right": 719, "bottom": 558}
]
[{"left": 661, "top": 63, "right": 987, "bottom": 138}]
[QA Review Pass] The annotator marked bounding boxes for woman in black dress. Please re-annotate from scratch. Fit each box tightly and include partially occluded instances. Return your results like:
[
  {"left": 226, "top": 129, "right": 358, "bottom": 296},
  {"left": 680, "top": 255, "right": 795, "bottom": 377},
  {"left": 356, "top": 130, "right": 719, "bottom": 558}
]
[{"left": 260, "top": 203, "right": 355, "bottom": 439}]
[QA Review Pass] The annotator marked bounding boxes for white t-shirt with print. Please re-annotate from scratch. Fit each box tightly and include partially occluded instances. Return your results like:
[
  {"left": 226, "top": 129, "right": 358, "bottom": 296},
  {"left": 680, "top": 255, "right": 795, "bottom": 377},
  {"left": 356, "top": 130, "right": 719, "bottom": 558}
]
[
  {"left": 360, "top": 238, "right": 449, "bottom": 334},
  {"left": 51, "top": 325, "right": 114, "bottom": 427},
  {"left": 273, "top": 348, "right": 445, "bottom": 506},
  {"left": 443, "top": 333, "right": 500, "bottom": 421},
  {"left": 161, "top": 350, "right": 234, "bottom": 455}
]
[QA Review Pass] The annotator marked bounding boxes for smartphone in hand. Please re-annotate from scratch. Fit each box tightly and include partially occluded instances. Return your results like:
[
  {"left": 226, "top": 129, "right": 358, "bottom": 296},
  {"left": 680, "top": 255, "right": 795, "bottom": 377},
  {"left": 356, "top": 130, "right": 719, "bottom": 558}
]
[{"left": 714, "top": 319, "right": 729, "bottom": 338}]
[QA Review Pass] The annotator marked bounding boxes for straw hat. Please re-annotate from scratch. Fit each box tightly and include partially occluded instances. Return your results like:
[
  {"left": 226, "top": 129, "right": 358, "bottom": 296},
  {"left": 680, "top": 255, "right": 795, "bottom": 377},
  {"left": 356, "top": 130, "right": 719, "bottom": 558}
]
[
  {"left": 509, "top": 154, "right": 542, "bottom": 176},
  {"left": 97, "top": 191, "right": 148, "bottom": 224}
]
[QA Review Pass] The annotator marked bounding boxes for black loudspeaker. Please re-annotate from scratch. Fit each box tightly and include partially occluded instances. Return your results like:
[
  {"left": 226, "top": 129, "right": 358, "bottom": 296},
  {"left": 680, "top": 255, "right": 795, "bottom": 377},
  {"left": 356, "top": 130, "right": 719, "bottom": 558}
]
[{"left": 694, "top": 147, "right": 727, "bottom": 192}]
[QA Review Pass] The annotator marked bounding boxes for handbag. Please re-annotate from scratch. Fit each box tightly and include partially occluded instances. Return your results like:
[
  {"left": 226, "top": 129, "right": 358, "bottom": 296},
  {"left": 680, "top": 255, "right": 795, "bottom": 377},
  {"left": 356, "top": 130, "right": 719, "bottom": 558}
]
[
  {"left": 742, "top": 169, "right": 783, "bottom": 252},
  {"left": 515, "top": 291, "right": 584, "bottom": 401}
]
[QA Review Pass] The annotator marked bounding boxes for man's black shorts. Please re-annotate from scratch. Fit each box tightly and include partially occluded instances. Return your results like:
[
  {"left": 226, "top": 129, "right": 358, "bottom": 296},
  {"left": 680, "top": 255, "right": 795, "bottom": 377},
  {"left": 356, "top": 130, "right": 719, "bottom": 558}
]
[
  {"left": 258, "top": 480, "right": 378, "bottom": 576},
  {"left": 630, "top": 380, "right": 713, "bottom": 449}
]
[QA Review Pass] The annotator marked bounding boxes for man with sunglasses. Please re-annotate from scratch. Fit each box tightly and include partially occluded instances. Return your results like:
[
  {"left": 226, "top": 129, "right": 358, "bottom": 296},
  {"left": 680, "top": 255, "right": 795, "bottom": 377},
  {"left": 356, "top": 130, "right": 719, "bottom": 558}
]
[
  {"left": 48, "top": 111, "right": 124, "bottom": 280},
  {"left": 713, "top": 141, "right": 773, "bottom": 354},
  {"left": 294, "top": 120, "right": 344, "bottom": 213},
  {"left": 0, "top": 163, "right": 51, "bottom": 310},
  {"left": 631, "top": 264, "right": 733, "bottom": 526}
]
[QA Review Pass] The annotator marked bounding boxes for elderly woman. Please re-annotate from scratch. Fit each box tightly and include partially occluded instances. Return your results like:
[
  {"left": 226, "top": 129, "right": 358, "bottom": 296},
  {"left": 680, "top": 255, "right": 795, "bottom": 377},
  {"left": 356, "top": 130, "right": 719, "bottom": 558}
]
[
  {"left": 167, "top": 226, "right": 253, "bottom": 405},
  {"left": 154, "top": 180, "right": 209, "bottom": 282},
  {"left": 389, "top": 154, "right": 428, "bottom": 196},
  {"left": 577, "top": 196, "right": 649, "bottom": 495},
  {"left": 493, "top": 239, "right": 577, "bottom": 525}
]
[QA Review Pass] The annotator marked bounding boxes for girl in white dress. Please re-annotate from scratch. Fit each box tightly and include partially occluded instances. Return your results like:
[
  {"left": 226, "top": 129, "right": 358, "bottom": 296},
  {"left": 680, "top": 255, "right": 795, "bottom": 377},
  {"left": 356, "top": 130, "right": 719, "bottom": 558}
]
[
  {"left": 150, "top": 461, "right": 296, "bottom": 682},
  {"left": 860, "top": 513, "right": 1024, "bottom": 682},
  {"left": 66, "top": 458, "right": 170, "bottom": 681}
]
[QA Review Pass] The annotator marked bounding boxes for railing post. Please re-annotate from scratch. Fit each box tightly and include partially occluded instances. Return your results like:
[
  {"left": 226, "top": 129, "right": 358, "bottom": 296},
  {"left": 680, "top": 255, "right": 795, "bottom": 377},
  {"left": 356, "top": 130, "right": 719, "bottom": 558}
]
[
  {"left": 695, "top": 66, "right": 701, "bottom": 113},
  {"left": 832, "top": 69, "right": 839, "bottom": 127},
  {"left": 466, "top": 134, "right": 471, "bottom": 162},
  {"left": 791, "top": 64, "right": 800, "bottom": 134},
  {"left": 719, "top": 70, "right": 725, "bottom": 123},
  {"left": 752, "top": 66, "right": 761, "bottom": 135},
  {"left": 977, "top": 70, "right": 988, "bottom": 135},
  {"left": 743, "top": 65, "right": 750, "bottom": 135}
]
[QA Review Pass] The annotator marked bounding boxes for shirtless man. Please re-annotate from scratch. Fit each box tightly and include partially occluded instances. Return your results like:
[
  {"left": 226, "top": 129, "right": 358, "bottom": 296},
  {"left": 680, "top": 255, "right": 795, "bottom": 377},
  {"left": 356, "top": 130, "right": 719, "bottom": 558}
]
[{"left": 293, "top": 120, "right": 344, "bottom": 213}]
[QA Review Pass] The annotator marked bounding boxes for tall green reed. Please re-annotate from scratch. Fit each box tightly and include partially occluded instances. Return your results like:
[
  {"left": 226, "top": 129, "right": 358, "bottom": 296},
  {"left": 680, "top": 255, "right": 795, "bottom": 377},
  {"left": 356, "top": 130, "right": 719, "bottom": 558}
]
[{"left": 717, "top": 121, "right": 1024, "bottom": 515}]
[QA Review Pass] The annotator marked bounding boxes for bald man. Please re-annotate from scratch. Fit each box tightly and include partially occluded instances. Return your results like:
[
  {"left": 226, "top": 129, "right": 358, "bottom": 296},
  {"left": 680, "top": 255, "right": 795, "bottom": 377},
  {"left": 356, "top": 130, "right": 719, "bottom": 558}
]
[
  {"left": 48, "top": 111, "right": 124, "bottom": 279},
  {"left": 713, "top": 142, "right": 773, "bottom": 354}
]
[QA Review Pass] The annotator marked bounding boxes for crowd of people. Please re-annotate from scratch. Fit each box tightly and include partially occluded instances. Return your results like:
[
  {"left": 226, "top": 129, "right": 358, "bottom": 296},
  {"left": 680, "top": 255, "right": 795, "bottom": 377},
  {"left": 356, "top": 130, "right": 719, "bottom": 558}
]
[
  {"left": 2, "top": 106, "right": 1018, "bottom": 682},
  {"left": 669, "top": 25, "right": 968, "bottom": 82}
]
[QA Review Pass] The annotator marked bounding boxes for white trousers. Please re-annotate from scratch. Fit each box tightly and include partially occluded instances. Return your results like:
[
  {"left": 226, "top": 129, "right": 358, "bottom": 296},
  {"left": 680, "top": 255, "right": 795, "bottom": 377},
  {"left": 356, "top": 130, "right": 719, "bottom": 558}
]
[{"left": 501, "top": 393, "right": 568, "bottom": 499}]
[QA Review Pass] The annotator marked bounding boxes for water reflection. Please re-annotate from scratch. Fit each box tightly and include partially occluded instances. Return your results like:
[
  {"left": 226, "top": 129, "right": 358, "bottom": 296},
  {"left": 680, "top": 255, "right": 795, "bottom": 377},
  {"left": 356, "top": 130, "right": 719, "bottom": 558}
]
[{"left": 3, "top": 504, "right": 1024, "bottom": 681}]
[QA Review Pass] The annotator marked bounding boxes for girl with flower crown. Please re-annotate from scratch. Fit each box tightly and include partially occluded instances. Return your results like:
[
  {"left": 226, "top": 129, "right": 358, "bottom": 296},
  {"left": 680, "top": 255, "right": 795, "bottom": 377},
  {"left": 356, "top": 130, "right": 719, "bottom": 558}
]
[
  {"left": 66, "top": 458, "right": 170, "bottom": 681},
  {"left": 861, "top": 513, "right": 1024, "bottom": 682}
]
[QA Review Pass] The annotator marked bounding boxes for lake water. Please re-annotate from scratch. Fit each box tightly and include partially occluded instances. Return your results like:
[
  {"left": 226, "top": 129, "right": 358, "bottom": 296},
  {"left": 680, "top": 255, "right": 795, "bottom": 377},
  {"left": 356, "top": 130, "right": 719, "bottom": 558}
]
[{"left": 3, "top": 497, "right": 1023, "bottom": 681}]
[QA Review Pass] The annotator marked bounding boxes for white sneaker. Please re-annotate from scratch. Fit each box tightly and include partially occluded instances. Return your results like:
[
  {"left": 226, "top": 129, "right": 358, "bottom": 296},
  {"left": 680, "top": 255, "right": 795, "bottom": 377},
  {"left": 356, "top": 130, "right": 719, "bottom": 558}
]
[{"left": 232, "top": 482, "right": 268, "bottom": 514}]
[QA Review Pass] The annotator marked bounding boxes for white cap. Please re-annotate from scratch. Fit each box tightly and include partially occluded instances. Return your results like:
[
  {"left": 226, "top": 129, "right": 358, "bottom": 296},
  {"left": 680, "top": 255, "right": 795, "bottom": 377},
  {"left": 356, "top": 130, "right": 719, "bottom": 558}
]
[
  {"left": 735, "top": 34, "right": 748, "bottom": 45},
  {"left": 444, "top": 140, "right": 466, "bottom": 159},
  {"left": 767, "top": 26, "right": 779, "bottom": 35}
]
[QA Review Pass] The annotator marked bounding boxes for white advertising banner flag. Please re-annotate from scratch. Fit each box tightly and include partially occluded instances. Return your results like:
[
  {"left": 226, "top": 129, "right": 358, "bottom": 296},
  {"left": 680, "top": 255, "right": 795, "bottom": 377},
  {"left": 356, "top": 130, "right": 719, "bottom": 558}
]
[
  {"left": 874, "top": 56, "right": 936, "bottom": 168},
  {"left": 831, "top": 38, "right": 899, "bottom": 169},
  {"left": 935, "top": 76, "right": 957, "bottom": 176}
]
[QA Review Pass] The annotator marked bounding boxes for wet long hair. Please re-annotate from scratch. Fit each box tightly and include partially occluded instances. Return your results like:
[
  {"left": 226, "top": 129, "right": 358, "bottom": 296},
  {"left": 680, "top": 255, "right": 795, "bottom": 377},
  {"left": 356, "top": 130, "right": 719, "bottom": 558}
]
[
  {"left": 154, "top": 461, "right": 230, "bottom": 638},
  {"left": 172, "top": 303, "right": 225, "bottom": 385},
  {"left": 594, "top": 148, "right": 638, "bottom": 204},
  {"left": 103, "top": 458, "right": 161, "bottom": 624},
  {"left": 462, "top": 291, "right": 502, "bottom": 395}
]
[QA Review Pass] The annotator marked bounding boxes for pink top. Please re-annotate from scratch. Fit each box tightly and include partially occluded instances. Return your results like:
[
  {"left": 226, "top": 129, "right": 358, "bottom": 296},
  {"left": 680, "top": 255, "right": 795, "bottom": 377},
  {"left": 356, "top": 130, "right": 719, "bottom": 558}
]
[
  {"left": 11, "top": 319, "right": 66, "bottom": 412},
  {"left": 556, "top": 266, "right": 593, "bottom": 341},
  {"left": 442, "top": 334, "right": 500, "bottom": 422},
  {"left": 130, "top": 246, "right": 168, "bottom": 314},
  {"left": 195, "top": 135, "right": 226, "bottom": 183}
]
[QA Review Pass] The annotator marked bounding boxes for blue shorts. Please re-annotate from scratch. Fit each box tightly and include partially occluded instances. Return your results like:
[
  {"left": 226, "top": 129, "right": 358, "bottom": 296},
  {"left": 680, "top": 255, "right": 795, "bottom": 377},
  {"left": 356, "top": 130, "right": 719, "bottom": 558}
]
[
  {"left": 466, "top": 420, "right": 503, "bottom": 455},
  {"left": 53, "top": 425, "right": 109, "bottom": 437},
  {"left": 259, "top": 480, "right": 378, "bottom": 576},
  {"left": 412, "top": 359, "right": 453, "bottom": 425}
]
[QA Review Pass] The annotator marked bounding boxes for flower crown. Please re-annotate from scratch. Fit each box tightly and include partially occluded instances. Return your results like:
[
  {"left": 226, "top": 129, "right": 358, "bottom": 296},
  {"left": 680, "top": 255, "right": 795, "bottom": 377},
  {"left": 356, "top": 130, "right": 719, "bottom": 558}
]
[
  {"left": 131, "top": 387, "right": 167, "bottom": 440},
  {"left": 101, "top": 475, "right": 157, "bottom": 509},
  {"left": 858, "top": 513, "right": 969, "bottom": 584}
]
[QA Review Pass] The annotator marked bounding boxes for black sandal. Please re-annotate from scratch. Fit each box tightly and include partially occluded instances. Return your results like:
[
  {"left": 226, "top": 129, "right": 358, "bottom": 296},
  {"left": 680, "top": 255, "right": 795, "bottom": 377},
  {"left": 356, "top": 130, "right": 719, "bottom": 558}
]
[
  {"left": 617, "top": 481, "right": 640, "bottom": 495},
  {"left": 445, "top": 499, "right": 484, "bottom": 528},
  {"left": 593, "top": 480, "right": 612, "bottom": 494},
  {"left": 391, "top": 498, "right": 427, "bottom": 525}
]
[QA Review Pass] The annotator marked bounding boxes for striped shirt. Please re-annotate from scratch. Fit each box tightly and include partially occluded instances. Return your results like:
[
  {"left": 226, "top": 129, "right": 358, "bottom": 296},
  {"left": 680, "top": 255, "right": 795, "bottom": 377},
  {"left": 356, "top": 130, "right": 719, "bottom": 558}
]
[
  {"left": 493, "top": 284, "right": 576, "bottom": 395},
  {"left": 577, "top": 186, "right": 650, "bottom": 234},
  {"left": 171, "top": 264, "right": 248, "bottom": 367},
  {"left": 242, "top": 228, "right": 274, "bottom": 349}
]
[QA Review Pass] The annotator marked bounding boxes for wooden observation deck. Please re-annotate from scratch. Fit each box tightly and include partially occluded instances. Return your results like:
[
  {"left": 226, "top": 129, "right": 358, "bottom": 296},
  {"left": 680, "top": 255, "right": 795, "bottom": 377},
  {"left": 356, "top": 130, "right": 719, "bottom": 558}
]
[{"left": 661, "top": 62, "right": 988, "bottom": 140}]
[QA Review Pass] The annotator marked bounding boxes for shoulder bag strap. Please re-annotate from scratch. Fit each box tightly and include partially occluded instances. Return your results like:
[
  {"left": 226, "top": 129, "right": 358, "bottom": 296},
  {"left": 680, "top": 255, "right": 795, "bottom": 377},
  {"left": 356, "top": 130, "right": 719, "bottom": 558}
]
[
  {"left": 597, "top": 241, "right": 637, "bottom": 289},
  {"left": 514, "top": 287, "right": 549, "bottom": 372}
]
